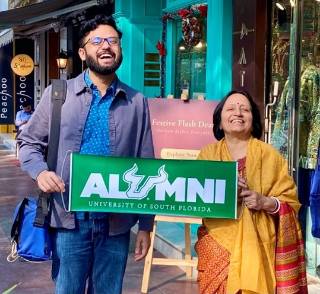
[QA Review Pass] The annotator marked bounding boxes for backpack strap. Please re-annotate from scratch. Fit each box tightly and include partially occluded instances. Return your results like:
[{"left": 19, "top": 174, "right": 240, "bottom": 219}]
[
  {"left": 47, "top": 79, "right": 67, "bottom": 171},
  {"left": 33, "top": 79, "right": 67, "bottom": 227}
]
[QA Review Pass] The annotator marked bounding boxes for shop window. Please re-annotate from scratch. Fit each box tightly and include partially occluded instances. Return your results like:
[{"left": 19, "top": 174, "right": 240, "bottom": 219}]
[
  {"left": 298, "top": 0, "right": 320, "bottom": 279},
  {"left": 174, "top": 17, "right": 207, "bottom": 99},
  {"left": 269, "top": 2, "right": 292, "bottom": 158},
  {"left": 270, "top": 0, "right": 320, "bottom": 166},
  {"left": 269, "top": 0, "right": 320, "bottom": 278},
  {"left": 144, "top": 53, "right": 160, "bottom": 87}
]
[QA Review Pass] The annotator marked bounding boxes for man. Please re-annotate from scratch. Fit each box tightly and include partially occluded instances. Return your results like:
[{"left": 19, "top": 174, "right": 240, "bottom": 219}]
[
  {"left": 18, "top": 15, "right": 154, "bottom": 294},
  {"left": 15, "top": 99, "right": 33, "bottom": 134}
]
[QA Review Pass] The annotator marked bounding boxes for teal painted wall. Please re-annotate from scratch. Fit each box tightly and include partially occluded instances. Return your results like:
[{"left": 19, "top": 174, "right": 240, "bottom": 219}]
[
  {"left": 206, "top": 0, "right": 232, "bottom": 100},
  {"left": 114, "top": 0, "right": 164, "bottom": 97}
]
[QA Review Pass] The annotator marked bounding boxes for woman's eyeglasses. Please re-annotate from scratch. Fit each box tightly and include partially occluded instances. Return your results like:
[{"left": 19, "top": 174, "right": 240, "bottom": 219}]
[{"left": 82, "top": 36, "right": 120, "bottom": 47}]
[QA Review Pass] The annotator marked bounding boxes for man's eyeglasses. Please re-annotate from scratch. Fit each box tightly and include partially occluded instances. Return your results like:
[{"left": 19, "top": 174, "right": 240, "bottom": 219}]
[{"left": 82, "top": 36, "right": 120, "bottom": 47}]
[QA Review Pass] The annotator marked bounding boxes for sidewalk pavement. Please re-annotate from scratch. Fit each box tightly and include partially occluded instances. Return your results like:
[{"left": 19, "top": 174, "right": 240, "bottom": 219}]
[{"left": 0, "top": 148, "right": 198, "bottom": 294}]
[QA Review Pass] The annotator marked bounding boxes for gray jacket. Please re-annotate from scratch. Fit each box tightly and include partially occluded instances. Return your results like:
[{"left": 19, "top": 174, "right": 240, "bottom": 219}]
[{"left": 18, "top": 72, "right": 155, "bottom": 234}]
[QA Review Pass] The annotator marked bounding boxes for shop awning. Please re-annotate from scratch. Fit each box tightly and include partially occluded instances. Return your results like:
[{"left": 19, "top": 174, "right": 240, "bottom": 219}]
[
  {"left": 0, "top": 0, "right": 111, "bottom": 46},
  {"left": 0, "top": 29, "right": 14, "bottom": 47},
  {"left": 0, "top": 0, "right": 99, "bottom": 30}
]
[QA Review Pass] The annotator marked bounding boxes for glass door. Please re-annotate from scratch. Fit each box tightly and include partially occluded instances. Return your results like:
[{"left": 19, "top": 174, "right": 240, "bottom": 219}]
[{"left": 174, "top": 16, "right": 207, "bottom": 99}]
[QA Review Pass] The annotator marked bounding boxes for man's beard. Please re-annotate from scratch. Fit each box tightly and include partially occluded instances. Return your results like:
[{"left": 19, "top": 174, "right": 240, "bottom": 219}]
[{"left": 85, "top": 52, "right": 123, "bottom": 75}]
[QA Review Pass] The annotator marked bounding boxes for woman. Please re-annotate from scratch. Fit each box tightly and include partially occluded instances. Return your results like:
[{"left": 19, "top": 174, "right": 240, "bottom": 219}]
[{"left": 195, "top": 90, "right": 307, "bottom": 294}]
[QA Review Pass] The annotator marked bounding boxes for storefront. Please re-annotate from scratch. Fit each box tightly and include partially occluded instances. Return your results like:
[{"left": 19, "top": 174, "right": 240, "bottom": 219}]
[
  {"left": 1, "top": 0, "right": 319, "bottom": 280},
  {"left": 268, "top": 0, "right": 320, "bottom": 278}
]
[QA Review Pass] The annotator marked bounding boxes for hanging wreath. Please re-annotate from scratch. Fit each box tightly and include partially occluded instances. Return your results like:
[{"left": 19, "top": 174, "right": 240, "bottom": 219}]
[
  {"left": 162, "top": 5, "right": 207, "bottom": 49},
  {"left": 181, "top": 15, "right": 202, "bottom": 48}
]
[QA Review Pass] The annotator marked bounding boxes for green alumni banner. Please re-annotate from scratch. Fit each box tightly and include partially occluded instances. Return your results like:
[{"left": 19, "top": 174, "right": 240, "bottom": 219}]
[{"left": 69, "top": 153, "right": 238, "bottom": 219}]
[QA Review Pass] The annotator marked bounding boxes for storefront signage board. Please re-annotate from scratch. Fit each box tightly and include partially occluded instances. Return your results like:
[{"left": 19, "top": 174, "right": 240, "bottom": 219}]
[
  {"left": 10, "top": 54, "right": 34, "bottom": 76},
  {"left": 148, "top": 99, "right": 218, "bottom": 159},
  {"left": 0, "top": 43, "right": 14, "bottom": 124}
]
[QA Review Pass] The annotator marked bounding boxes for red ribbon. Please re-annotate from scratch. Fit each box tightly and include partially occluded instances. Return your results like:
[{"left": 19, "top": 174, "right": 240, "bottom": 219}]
[
  {"left": 178, "top": 9, "right": 190, "bottom": 18},
  {"left": 198, "top": 5, "right": 207, "bottom": 17},
  {"left": 156, "top": 41, "right": 166, "bottom": 56}
]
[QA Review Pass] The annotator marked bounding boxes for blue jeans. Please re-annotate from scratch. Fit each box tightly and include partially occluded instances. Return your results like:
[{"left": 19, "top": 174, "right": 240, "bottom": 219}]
[{"left": 51, "top": 219, "right": 130, "bottom": 294}]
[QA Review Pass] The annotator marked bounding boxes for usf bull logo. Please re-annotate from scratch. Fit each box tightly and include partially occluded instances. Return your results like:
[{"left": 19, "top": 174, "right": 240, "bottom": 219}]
[
  {"left": 123, "top": 164, "right": 167, "bottom": 199},
  {"left": 80, "top": 163, "right": 226, "bottom": 204}
]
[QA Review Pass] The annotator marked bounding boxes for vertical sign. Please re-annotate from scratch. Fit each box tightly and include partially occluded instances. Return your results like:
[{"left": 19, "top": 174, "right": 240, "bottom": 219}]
[
  {"left": 232, "top": 1, "right": 256, "bottom": 90},
  {"left": 232, "top": 0, "right": 267, "bottom": 118},
  {"left": 0, "top": 43, "right": 14, "bottom": 124},
  {"left": 15, "top": 73, "right": 34, "bottom": 113},
  {"left": 15, "top": 39, "right": 34, "bottom": 113}
]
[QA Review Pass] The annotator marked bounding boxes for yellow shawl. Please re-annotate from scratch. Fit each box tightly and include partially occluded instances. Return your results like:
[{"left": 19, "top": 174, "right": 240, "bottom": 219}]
[{"left": 197, "top": 137, "right": 300, "bottom": 294}]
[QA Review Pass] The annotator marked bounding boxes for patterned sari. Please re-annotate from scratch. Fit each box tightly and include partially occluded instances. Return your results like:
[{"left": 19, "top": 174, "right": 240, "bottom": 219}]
[
  {"left": 276, "top": 203, "right": 308, "bottom": 293},
  {"left": 195, "top": 138, "right": 307, "bottom": 294},
  {"left": 195, "top": 158, "right": 246, "bottom": 294}
]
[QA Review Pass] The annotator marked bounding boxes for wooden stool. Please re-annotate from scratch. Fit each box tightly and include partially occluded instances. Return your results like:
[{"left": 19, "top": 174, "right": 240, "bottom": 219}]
[{"left": 141, "top": 215, "right": 202, "bottom": 293}]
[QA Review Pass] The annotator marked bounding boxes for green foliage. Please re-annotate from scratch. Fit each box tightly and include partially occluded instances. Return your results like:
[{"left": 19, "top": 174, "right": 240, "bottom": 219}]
[{"left": 1, "top": 283, "right": 21, "bottom": 294}]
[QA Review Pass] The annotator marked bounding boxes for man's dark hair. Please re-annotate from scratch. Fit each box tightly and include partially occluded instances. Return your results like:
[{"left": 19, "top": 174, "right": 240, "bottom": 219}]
[
  {"left": 21, "top": 100, "right": 32, "bottom": 108},
  {"left": 213, "top": 90, "right": 263, "bottom": 140},
  {"left": 78, "top": 15, "right": 122, "bottom": 48}
]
